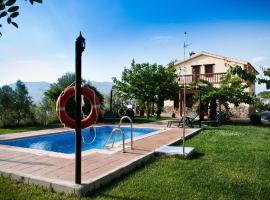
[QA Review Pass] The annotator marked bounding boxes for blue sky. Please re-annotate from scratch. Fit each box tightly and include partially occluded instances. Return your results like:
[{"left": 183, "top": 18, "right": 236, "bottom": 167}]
[{"left": 0, "top": 0, "right": 270, "bottom": 93}]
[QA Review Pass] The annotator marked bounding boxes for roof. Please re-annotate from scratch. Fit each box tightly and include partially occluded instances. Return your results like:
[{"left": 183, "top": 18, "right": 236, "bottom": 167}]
[{"left": 174, "top": 51, "right": 259, "bottom": 74}]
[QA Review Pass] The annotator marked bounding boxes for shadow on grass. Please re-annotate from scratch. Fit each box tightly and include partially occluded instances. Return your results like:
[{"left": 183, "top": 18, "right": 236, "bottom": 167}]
[{"left": 189, "top": 151, "right": 205, "bottom": 160}]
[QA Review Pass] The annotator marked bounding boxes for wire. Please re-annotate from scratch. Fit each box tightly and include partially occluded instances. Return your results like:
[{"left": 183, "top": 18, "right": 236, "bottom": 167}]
[{"left": 81, "top": 86, "right": 98, "bottom": 145}]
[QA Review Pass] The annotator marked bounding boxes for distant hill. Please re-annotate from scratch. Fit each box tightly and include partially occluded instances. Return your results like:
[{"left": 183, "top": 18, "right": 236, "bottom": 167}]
[
  {"left": 90, "top": 81, "right": 113, "bottom": 95},
  {"left": 8, "top": 81, "right": 113, "bottom": 103},
  {"left": 9, "top": 82, "right": 51, "bottom": 103}
]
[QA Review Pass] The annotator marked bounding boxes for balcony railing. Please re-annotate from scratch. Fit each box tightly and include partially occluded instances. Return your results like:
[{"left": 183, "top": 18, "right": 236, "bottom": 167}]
[{"left": 178, "top": 73, "right": 226, "bottom": 85}]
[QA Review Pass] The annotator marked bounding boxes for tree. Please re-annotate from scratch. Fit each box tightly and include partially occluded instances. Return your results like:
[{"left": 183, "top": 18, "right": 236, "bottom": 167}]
[
  {"left": 113, "top": 60, "right": 179, "bottom": 119},
  {"left": 258, "top": 67, "right": 270, "bottom": 90},
  {"left": 0, "top": 0, "right": 42, "bottom": 37},
  {"left": 192, "top": 65, "right": 255, "bottom": 119},
  {"left": 258, "top": 91, "right": 270, "bottom": 99},
  {"left": 34, "top": 95, "right": 53, "bottom": 125},
  {"left": 14, "top": 80, "right": 33, "bottom": 125},
  {"left": 0, "top": 85, "right": 16, "bottom": 126},
  {"left": 45, "top": 72, "right": 104, "bottom": 119}
]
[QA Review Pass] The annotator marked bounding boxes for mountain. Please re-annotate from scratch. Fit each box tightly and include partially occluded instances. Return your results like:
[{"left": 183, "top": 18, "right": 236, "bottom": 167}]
[
  {"left": 8, "top": 81, "right": 113, "bottom": 103},
  {"left": 9, "top": 82, "right": 51, "bottom": 103},
  {"left": 90, "top": 81, "right": 113, "bottom": 95}
]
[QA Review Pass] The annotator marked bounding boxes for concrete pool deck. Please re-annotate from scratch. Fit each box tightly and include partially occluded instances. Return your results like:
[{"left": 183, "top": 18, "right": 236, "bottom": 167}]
[{"left": 0, "top": 123, "right": 200, "bottom": 195}]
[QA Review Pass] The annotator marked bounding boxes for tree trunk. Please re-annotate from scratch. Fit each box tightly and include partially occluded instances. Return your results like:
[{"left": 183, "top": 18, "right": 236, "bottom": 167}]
[
  {"left": 146, "top": 102, "right": 150, "bottom": 119},
  {"left": 151, "top": 102, "right": 155, "bottom": 116},
  {"left": 156, "top": 100, "right": 163, "bottom": 119}
]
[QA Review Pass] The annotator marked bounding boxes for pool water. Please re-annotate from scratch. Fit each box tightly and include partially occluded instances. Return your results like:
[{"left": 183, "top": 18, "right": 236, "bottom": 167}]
[{"left": 0, "top": 126, "right": 159, "bottom": 154}]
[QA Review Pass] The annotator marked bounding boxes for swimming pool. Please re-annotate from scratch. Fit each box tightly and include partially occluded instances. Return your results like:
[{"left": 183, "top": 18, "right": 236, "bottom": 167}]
[{"left": 0, "top": 126, "right": 159, "bottom": 154}]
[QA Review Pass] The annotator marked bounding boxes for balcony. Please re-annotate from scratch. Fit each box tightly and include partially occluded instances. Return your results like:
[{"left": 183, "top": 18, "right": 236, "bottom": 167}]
[{"left": 178, "top": 73, "right": 226, "bottom": 85}]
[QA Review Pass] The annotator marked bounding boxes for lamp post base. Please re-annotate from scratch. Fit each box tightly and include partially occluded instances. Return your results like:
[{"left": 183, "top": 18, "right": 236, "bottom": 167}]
[{"left": 155, "top": 146, "right": 194, "bottom": 157}]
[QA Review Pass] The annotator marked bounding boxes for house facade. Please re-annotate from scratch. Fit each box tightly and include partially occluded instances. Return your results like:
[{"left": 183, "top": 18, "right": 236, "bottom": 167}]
[{"left": 164, "top": 51, "right": 258, "bottom": 119}]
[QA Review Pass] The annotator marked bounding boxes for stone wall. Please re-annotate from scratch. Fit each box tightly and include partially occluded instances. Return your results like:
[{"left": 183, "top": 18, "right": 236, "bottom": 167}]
[
  {"left": 163, "top": 101, "right": 255, "bottom": 119},
  {"left": 229, "top": 103, "right": 255, "bottom": 119}
]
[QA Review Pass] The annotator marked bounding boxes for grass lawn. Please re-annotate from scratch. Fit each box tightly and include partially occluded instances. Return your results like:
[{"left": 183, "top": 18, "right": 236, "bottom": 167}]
[
  {"left": 0, "top": 123, "right": 63, "bottom": 135},
  {"left": 0, "top": 123, "right": 270, "bottom": 199}
]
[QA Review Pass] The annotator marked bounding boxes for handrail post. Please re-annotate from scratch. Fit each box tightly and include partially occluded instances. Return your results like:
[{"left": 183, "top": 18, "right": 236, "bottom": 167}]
[{"left": 119, "top": 116, "right": 133, "bottom": 150}]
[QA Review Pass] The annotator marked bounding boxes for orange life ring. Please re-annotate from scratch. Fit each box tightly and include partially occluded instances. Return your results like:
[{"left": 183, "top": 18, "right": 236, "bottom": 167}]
[{"left": 56, "top": 85, "right": 100, "bottom": 129}]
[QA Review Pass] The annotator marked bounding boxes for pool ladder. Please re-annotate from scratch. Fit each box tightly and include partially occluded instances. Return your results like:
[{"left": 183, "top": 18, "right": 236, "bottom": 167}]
[{"left": 103, "top": 116, "right": 133, "bottom": 153}]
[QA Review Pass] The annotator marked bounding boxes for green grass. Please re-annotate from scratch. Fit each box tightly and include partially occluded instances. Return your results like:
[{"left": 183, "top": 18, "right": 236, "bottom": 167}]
[
  {"left": 0, "top": 123, "right": 63, "bottom": 134},
  {"left": 0, "top": 124, "right": 270, "bottom": 199}
]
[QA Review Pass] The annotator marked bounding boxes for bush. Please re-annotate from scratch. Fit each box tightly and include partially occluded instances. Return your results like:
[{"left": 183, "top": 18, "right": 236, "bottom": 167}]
[
  {"left": 172, "top": 112, "right": 176, "bottom": 118},
  {"left": 250, "top": 114, "right": 261, "bottom": 124}
]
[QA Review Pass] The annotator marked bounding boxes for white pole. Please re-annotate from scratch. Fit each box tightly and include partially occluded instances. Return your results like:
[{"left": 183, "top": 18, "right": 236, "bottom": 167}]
[
  {"left": 182, "top": 32, "right": 188, "bottom": 155},
  {"left": 182, "top": 74, "right": 186, "bottom": 154}
]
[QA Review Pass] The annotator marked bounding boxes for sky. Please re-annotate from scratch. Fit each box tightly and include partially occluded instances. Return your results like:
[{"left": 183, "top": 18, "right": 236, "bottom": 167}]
[{"left": 0, "top": 0, "right": 270, "bottom": 93}]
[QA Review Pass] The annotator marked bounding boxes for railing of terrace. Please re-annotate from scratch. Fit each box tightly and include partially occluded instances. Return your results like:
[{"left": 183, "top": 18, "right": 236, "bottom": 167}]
[{"left": 178, "top": 73, "right": 226, "bottom": 85}]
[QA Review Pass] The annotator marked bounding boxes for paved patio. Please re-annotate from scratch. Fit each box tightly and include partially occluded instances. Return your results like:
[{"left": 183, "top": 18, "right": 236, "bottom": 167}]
[{"left": 0, "top": 123, "right": 200, "bottom": 195}]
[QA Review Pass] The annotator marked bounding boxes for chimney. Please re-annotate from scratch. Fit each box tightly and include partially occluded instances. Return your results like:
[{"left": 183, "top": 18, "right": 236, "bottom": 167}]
[{"left": 189, "top": 52, "right": 196, "bottom": 56}]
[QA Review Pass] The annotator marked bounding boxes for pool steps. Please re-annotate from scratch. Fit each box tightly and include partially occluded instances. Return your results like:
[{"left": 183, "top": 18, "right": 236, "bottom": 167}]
[{"left": 103, "top": 116, "right": 133, "bottom": 152}]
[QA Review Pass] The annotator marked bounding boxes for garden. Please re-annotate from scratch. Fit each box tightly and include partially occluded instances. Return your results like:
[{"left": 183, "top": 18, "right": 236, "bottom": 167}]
[{"left": 0, "top": 123, "right": 270, "bottom": 200}]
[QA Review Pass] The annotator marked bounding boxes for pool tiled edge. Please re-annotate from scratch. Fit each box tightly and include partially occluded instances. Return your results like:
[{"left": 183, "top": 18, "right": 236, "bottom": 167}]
[{"left": 0, "top": 125, "right": 201, "bottom": 195}]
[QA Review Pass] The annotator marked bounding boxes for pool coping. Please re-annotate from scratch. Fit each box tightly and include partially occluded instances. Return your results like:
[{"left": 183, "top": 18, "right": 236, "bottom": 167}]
[
  {"left": 0, "top": 125, "right": 167, "bottom": 159},
  {"left": 0, "top": 125, "right": 201, "bottom": 195}
]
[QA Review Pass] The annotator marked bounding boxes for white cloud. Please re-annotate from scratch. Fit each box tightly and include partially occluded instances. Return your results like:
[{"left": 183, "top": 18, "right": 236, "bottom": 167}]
[{"left": 252, "top": 56, "right": 265, "bottom": 63}]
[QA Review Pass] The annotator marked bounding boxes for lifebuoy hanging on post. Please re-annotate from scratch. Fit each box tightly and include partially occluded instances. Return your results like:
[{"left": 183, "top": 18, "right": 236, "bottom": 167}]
[{"left": 56, "top": 85, "right": 100, "bottom": 129}]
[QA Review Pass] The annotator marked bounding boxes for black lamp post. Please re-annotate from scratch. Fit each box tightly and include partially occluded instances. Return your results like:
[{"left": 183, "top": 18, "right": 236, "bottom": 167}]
[{"left": 75, "top": 32, "right": 85, "bottom": 184}]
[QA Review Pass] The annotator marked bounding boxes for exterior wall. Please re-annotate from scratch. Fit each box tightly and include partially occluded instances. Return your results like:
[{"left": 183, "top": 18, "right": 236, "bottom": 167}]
[
  {"left": 229, "top": 103, "right": 255, "bottom": 119},
  {"left": 175, "top": 54, "right": 247, "bottom": 85},
  {"left": 175, "top": 54, "right": 229, "bottom": 75}
]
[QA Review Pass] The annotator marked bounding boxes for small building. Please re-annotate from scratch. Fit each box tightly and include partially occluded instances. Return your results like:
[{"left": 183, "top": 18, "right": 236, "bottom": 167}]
[{"left": 164, "top": 51, "right": 258, "bottom": 119}]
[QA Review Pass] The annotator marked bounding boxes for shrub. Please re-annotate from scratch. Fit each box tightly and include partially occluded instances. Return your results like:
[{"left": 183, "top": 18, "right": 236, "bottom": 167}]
[
  {"left": 250, "top": 114, "right": 261, "bottom": 124},
  {"left": 172, "top": 112, "right": 176, "bottom": 118}
]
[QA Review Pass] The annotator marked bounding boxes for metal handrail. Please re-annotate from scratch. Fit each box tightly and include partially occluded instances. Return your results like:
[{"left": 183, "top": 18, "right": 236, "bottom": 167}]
[
  {"left": 119, "top": 116, "right": 133, "bottom": 150},
  {"left": 104, "top": 127, "right": 125, "bottom": 153}
]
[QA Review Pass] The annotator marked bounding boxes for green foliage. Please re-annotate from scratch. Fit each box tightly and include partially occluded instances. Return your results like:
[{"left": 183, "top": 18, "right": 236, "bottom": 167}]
[
  {"left": 0, "top": 0, "right": 42, "bottom": 37},
  {"left": 45, "top": 72, "right": 104, "bottom": 120},
  {"left": 14, "top": 80, "right": 33, "bottom": 125},
  {"left": 258, "top": 91, "right": 270, "bottom": 99},
  {"left": 0, "top": 85, "right": 16, "bottom": 126},
  {"left": 191, "top": 65, "right": 255, "bottom": 119},
  {"left": 250, "top": 114, "right": 261, "bottom": 124},
  {"left": 0, "top": 81, "right": 34, "bottom": 127},
  {"left": 229, "top": 65, "right": 256, "bottom": 85},
  {"left": 34, "top": 96, "right": 55, "bottom": 125},
  {"left": 258, "top": 67, "right": 270, "bottom": 89},
  {"left": 113, "top": 60, "right": 179, "bottom": 119}
]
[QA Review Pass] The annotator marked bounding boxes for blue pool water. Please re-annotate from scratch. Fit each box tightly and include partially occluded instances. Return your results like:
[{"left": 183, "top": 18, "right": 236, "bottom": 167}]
[{"left": 0, "top": 126, "right": 159, "bottom": 154}]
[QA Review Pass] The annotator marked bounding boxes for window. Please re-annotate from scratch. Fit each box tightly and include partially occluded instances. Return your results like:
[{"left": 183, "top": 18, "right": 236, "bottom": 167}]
[
  {"left": 192, "top": 65, "right": 201, "bottom": 81},
  {"left": 204, "top": 64, "right": 214, "bottom": 76}
]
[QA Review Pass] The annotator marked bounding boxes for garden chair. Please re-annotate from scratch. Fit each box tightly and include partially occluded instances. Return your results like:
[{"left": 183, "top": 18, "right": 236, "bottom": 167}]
[
  {"left": 185, "top": 112, "right": 198, "bottom": 128},
  {"left": 167, "top": 112, "right": 198, "bottom": 128},
  {"left": 201, "top": 112, "right": 224, "bottom": 126}
]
